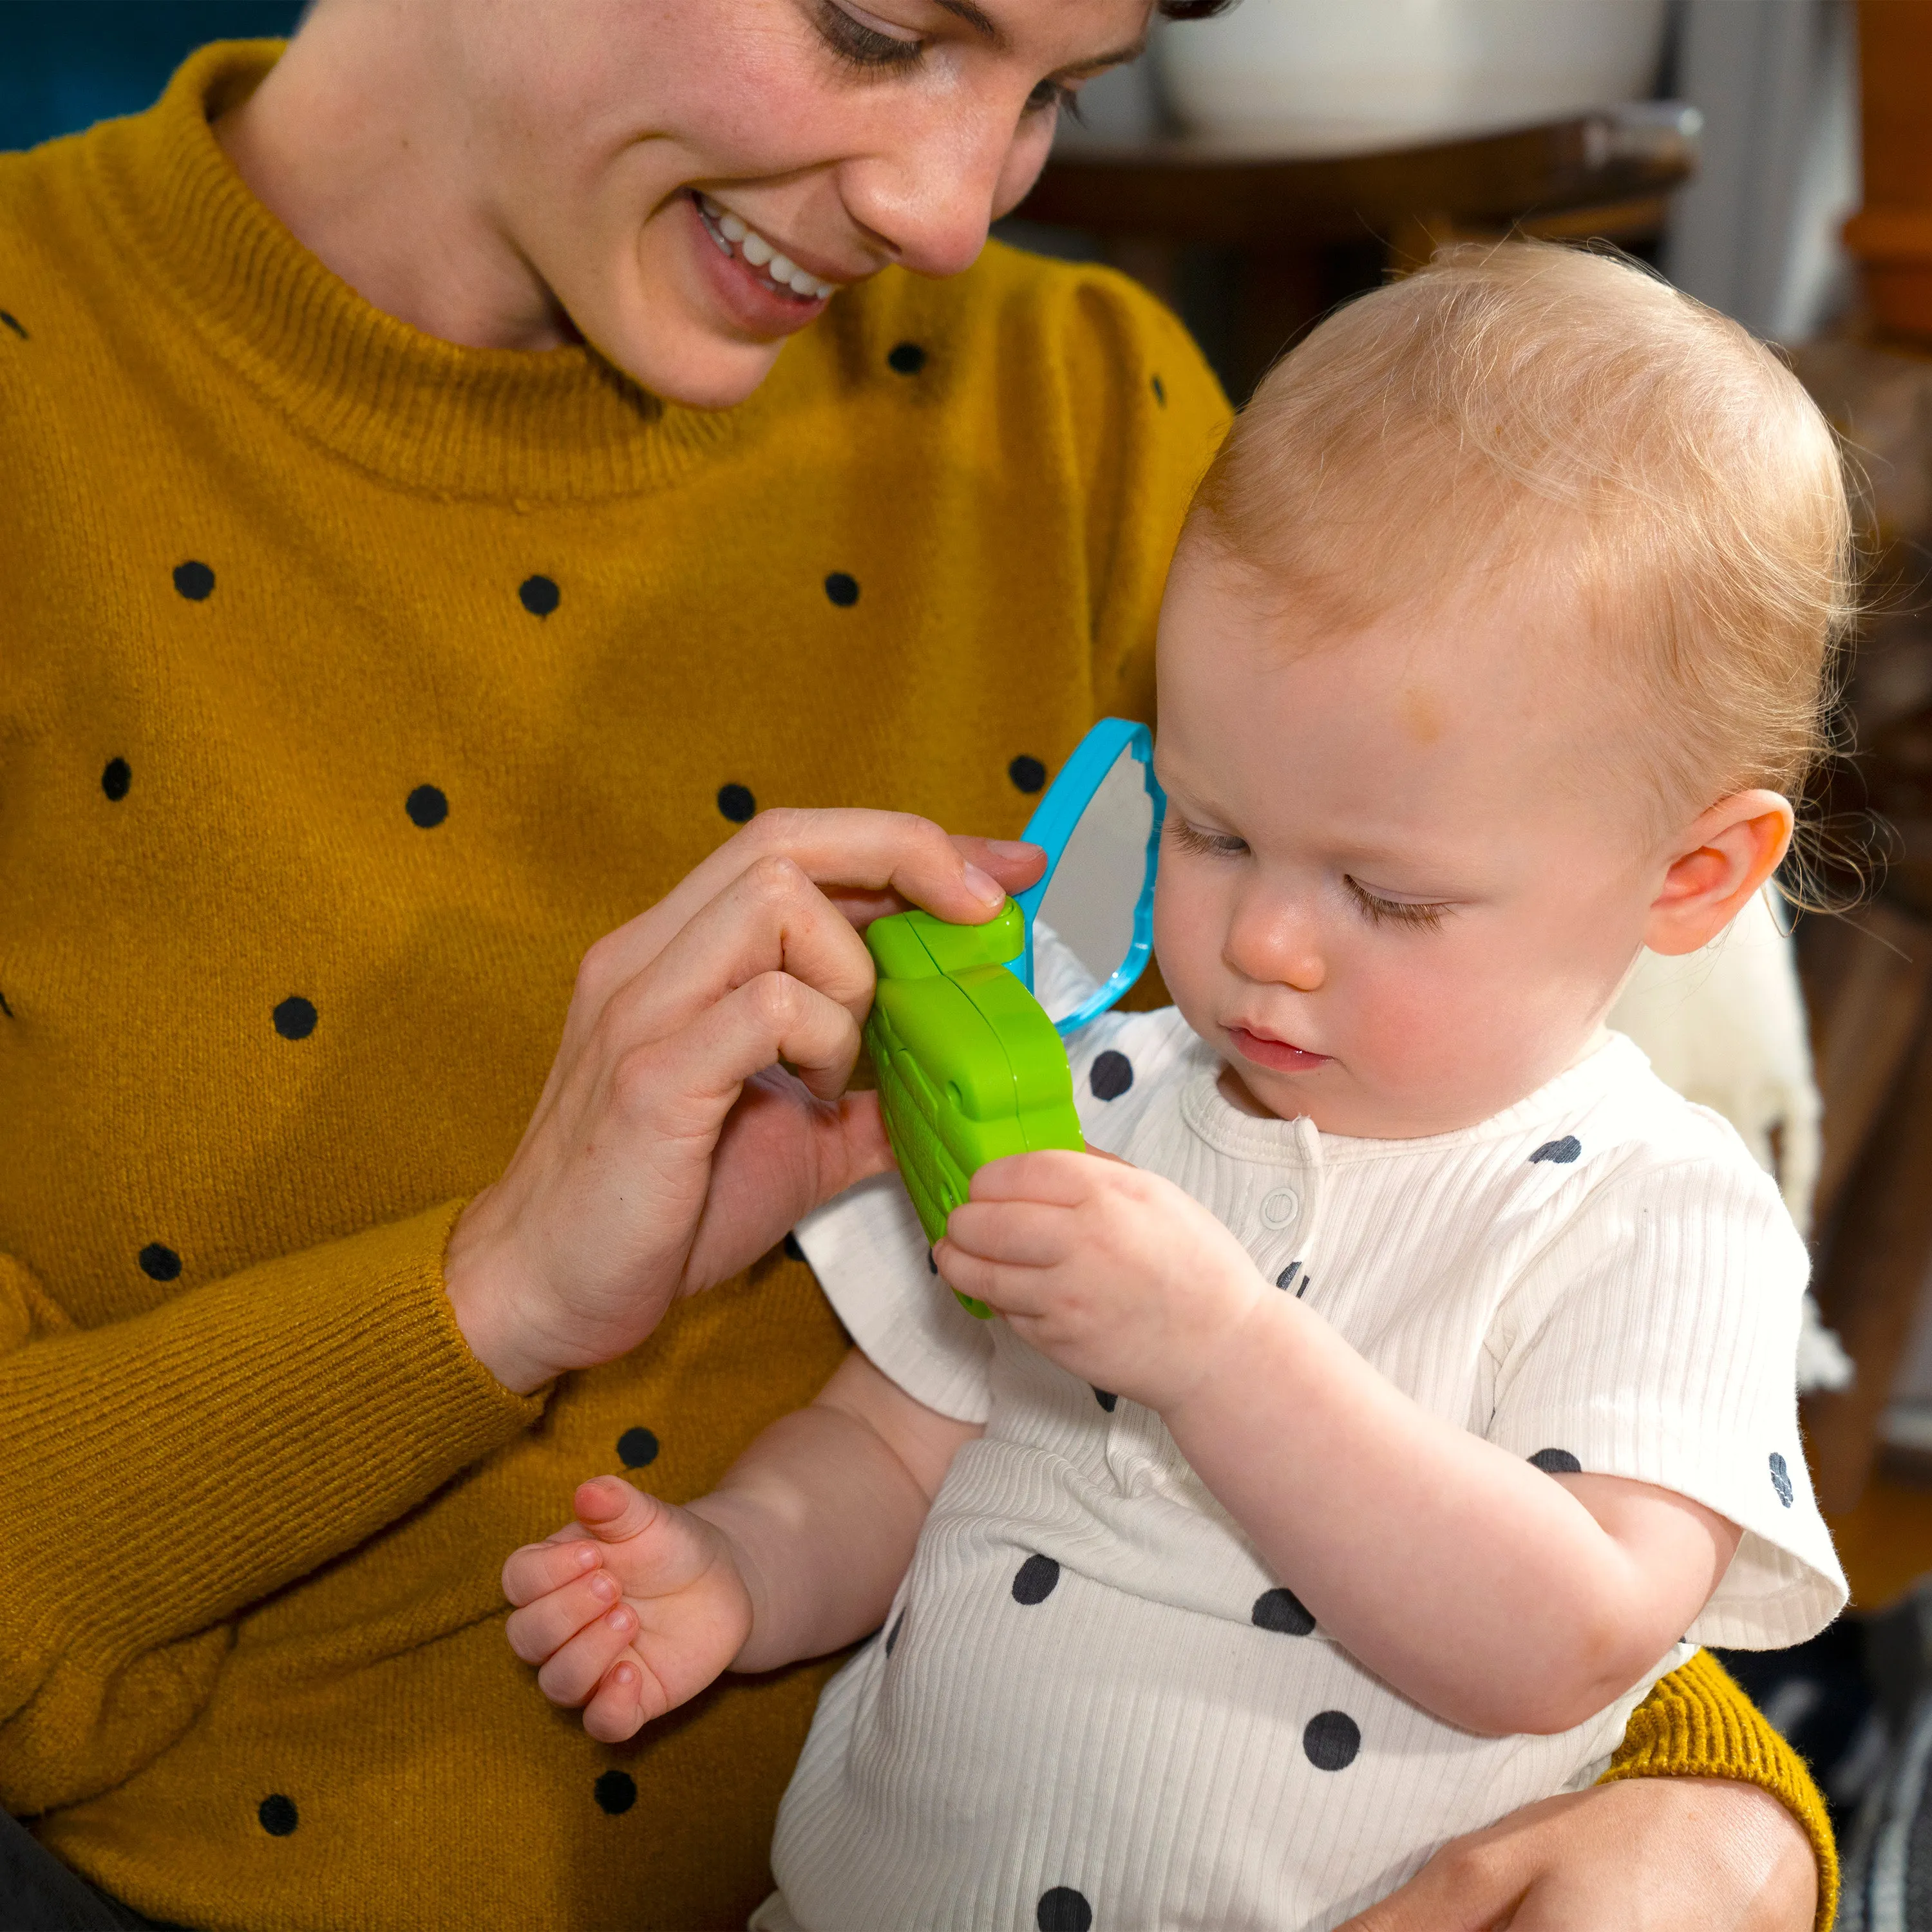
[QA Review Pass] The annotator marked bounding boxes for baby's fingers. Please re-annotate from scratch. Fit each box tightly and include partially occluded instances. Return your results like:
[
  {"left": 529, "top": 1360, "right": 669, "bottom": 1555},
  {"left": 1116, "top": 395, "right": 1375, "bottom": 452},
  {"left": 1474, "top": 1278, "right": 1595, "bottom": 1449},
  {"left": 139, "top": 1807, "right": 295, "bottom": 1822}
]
[
  {"left": 945, "top": 1198, "right": 1077, "bottom": 1268},
  {"left": 969, "top": 1149, "right": 1106, "bottom": 1206},
  {"left": 535, "top": 1600, "right": 641, "bottom": 1709},
  {"left": 582, "top": 1660, "right": 650, "bottom": 1745},
  {"left": 502, "top": 1531, "right": 601, "bottom": 1609},
  {"left": 505, "top": 1566, "right": 627, "bottom": 1666}
]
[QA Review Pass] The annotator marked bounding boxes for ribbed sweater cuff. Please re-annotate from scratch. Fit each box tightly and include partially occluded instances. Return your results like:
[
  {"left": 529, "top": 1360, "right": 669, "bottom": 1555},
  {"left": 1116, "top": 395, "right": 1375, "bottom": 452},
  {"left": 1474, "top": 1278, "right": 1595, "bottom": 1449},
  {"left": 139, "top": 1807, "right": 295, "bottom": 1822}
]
[
  {"left": 1, "top": 1202, "right": 540, "bottom": 1671},
  {"left": 1602, "top": 1649, "right": 1837, "bottom": 1932}
]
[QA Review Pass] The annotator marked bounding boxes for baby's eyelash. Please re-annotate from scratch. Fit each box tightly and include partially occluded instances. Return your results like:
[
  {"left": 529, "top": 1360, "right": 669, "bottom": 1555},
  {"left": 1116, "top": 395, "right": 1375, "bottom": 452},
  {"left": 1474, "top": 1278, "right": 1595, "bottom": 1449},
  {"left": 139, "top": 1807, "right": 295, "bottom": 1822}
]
[
  {"left": 813, "top": 1, "right": 924, "bottom": 72},
  {"left": 1345, "top": 877, "right": 1451, "bottom": 931},
  {"left": 1168, "top": 820, "right": 1249, "bottom": 858}
]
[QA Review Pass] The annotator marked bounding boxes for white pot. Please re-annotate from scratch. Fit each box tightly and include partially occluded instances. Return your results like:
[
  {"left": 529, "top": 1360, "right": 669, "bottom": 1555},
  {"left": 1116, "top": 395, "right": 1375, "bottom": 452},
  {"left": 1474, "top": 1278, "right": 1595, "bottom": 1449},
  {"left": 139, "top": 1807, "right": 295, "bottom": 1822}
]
[{"left": 1155, "top": 0, "right": 1670, "bottom": 155}]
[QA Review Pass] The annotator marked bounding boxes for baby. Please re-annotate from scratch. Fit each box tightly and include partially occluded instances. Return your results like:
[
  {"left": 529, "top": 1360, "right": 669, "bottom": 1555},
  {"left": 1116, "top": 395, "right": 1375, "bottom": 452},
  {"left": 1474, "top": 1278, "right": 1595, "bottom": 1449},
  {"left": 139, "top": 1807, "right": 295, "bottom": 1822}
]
[{"left": 504, "top": 243, "right": 1848, "bottom": 1931}]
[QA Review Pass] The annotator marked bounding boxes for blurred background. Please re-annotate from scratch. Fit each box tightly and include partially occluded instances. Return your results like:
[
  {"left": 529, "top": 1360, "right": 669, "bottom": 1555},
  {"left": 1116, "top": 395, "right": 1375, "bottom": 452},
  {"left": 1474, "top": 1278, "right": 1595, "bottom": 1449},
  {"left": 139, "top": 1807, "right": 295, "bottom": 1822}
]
[{"left": 9, "top": 0, "right": 1932, "bottom": 1916}]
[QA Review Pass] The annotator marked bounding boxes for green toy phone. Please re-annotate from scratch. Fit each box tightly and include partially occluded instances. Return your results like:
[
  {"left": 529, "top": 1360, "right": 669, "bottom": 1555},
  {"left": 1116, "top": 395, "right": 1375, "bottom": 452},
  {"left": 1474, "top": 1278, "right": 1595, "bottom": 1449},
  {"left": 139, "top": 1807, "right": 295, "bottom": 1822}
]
[{"left": 862, "top": 720, "right": 1165, "bottom": 1317}]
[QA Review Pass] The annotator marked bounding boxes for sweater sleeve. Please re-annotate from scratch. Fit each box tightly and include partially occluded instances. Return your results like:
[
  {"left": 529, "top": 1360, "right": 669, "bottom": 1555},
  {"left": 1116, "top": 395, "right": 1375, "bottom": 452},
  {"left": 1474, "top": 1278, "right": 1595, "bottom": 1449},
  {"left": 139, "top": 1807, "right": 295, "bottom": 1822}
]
[
  {"left": 0, "top": 1202, "right": 541, "bottom": 1813},
  {"left": 1605, "top": 1649, "right": 1837, "bottom": 1932}
]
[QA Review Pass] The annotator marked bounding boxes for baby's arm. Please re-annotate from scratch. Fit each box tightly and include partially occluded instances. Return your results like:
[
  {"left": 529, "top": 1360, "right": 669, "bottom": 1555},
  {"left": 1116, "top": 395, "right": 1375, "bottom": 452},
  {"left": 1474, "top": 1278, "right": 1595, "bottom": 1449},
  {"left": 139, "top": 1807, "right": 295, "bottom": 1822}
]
[
  {"left": 940, "top": 1152, "right": 1740, "bottom": 1740},
  {"left": 502, "top": 1349, "right": 978, "bottom": 1741}
]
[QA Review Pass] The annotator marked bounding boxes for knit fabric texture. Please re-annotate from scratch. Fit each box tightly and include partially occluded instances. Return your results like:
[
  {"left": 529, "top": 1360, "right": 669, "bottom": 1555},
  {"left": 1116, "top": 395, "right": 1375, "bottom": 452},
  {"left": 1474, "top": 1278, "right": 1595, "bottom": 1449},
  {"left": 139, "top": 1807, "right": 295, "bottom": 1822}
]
[{"left": 0, "top": 38, "right": 1832, "bottom": 1932}]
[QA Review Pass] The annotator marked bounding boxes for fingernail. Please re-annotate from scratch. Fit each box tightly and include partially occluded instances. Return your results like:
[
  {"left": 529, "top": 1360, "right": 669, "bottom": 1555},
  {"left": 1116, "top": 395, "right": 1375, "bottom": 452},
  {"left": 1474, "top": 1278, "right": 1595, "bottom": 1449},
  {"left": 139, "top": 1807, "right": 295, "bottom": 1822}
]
[
  {"left": 591, "top": 1572, "right": 618, "bottom": 1602},
  {"left": 962, "top": 863, "right": 1004, "bottom": 906},
  {"left": 607, "top": 1607, "right": 632, "bottom": 1631},
  {"left": 574, "top": 1544, "right": 598, "bottom": 1570},
  {"left": 986, "top": 840, "right": 1039, "bottom": 861}
]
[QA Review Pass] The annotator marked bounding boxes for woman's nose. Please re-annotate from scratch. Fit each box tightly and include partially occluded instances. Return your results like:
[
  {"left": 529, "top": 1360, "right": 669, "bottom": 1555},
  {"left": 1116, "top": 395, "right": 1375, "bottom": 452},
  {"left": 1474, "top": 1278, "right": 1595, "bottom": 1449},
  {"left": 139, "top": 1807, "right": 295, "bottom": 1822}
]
[{"left": 838, "top": 99, "right": 1050, "bottom": 280}]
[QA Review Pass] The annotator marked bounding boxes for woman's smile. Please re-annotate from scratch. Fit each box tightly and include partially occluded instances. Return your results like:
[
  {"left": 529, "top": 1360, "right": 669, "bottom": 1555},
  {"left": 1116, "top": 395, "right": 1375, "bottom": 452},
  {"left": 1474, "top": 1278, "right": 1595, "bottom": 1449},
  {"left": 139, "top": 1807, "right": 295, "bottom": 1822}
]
[{"left": 690, "top": 191, "right": 844, "bottom": 336}]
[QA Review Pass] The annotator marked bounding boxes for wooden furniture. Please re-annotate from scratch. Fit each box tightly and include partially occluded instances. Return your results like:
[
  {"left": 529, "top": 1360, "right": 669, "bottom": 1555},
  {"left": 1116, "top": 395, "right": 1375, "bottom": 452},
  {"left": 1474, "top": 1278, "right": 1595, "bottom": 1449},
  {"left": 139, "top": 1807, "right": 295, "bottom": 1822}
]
[
  {"left": 1020, "top": 100, "right": 1701, "bottom": 398},
  {"left": 1844, "top": 0, "right": 1932, "bottom": 343}
]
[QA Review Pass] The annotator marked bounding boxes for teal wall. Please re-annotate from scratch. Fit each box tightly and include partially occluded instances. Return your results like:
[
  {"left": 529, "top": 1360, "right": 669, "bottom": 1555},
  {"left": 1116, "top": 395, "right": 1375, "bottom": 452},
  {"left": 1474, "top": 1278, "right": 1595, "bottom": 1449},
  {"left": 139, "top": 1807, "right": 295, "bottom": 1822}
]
[{"left": 1, "top": 4, "right": 303, "bottom": 153}]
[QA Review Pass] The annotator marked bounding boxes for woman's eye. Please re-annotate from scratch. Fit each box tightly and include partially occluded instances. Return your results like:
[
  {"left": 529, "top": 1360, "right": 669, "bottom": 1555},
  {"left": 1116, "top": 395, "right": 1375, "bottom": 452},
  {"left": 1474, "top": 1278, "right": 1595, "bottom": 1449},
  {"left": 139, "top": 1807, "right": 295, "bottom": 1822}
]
[
  {"left": 1168, "top": 820, "right": 1247, "bottom": 859},
  {"left": 815, "top": 1, "right": 924, "bottom": 70},
  {"left": 1345, "top": 877, "right": 1450, "bottom": 931},
  {"left": 1026, "top": 78, "right": 1079, "bottom": 118}
]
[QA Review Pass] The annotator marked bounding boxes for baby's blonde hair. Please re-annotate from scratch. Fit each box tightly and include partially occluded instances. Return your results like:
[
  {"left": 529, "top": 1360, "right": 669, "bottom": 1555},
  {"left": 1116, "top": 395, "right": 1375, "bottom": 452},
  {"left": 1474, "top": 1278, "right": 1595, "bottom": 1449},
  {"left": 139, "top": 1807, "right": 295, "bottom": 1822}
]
[{"left": 1189, "top": 241, "right": 1855, "bottom": 829}]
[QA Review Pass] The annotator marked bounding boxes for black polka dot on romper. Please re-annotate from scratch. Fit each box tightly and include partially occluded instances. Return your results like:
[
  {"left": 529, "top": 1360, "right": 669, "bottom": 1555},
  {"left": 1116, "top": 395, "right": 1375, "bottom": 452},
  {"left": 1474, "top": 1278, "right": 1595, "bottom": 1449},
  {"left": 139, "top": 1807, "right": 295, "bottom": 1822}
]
[
  {"left": 617, "top": 1427, "right": 659, "bottom": 1470},
  {"left": 172, "top": 560, "right": 215, "bottom": 601},
  {"left": 1009, "top": 754, "right": 1047, "bottom": 795},
  {"left": 884, "top": 1611, "right": 905, "bottom": 1657},
  {"left": 518, "top": 574, "right": 560, "bottom": 618},
  {"left": 1253, "top": 1587, "right": 1316, "bottom": 1636},
  {"left": 273, "top": 996, "right": 317, "bottom": 1041},
  {"left": 1012, "top": 1554, "right": 1061, "bottom": 1605},
  {"left": 926, "top": 1247, "right": 939, "bottom": 1275},
  {"left": 1770, "top": 1451, "right": 1794, "bottom": 1508},
  {"left": 783, "top": 1231, "right": 805, "bottom": 1262},
  {"left": 101, "top": 757, "right": 131, "bottom": 802},
  {"left": 405, "top": 784, "right": 448, "bottom": 829},
  {"left": 1151, "top": 373, "right": 1167, "bottom": 406},
  {"left": 1530, "top": 1135, "right": 1582, "bottom": 1164},
  {"left": 257, "top": 1794, "right": 298, "bottom": 1836},
  {"left": 1088, "top": 1050, "right": 1134, "bottom": 1101},
  {"left": 593, "top": 1770, "right": 637, "bottom": 1815},
  {"left": 1303, "top": 1709, "right": 1361, "bottom": 1771},
  {"left": 0, "top": 310, "right": 26, "bottom": 340},
  {"left": 1275, "top": 1261, "right": 1302, "bottom": 1294},
  {"left": 1092, "top": 1387, "right": 1118, "bottom": 1413},
  {"left": 824, "top": 572, "right": 860, "bottom": 607},
  {"left": 1530, "top": 1447, "right": 1583, "bottom": 1475},
  {"left": 717, "top": 782, "right": 756, "bottom": 824},
  {"left": 887, "top": 341, "right": 927, "bottom": 375},
  {"left": 1037, "top": 1888, "right": 1094, "bottom": 1932},
  {"left": 139, "top": 1244, "right": 182, "bottom": 1282}
]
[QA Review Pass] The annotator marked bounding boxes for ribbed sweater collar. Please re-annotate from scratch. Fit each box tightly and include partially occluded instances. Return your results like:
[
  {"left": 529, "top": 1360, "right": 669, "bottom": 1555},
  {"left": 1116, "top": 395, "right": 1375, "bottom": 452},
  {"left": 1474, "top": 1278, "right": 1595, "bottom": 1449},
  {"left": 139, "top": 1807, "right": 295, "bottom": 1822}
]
[{"left": 84, "top": 40, "right": 745, "bottom": 500}]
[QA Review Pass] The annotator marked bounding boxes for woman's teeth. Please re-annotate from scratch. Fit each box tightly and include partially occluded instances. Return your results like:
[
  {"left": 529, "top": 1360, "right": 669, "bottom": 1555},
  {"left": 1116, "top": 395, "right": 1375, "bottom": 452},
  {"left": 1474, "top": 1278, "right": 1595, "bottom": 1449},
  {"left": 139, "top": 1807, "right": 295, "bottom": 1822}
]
[{"left": 698, "top": 195, "right": 836, "bottom": 302}]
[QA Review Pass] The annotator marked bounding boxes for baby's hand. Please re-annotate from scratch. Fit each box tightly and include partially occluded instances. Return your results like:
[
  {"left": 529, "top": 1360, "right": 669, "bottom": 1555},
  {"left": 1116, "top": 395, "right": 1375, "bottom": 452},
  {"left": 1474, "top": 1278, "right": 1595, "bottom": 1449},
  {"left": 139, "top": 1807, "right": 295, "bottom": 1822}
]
[
  {"left": 502, "top": 1475, "right": 753, "bottom": 1743},
  {"left": 938, "top": 1150, "right": 1267, "bottom": 1412}
]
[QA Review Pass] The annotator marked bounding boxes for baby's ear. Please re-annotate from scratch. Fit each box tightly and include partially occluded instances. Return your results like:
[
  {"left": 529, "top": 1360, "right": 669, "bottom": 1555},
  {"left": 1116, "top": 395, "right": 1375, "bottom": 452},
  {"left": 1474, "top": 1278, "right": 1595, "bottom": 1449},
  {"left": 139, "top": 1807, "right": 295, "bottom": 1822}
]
[{"left": 1642, "top": 790, "right": 1794, "bottom": 958}]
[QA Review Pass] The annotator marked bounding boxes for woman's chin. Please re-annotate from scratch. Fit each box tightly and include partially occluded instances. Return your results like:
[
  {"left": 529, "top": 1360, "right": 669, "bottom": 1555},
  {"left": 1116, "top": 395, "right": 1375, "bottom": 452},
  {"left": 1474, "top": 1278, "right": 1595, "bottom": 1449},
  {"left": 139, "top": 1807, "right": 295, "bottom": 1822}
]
[{"left": 584, "top": 308, "right": 790, "bottom": 412}]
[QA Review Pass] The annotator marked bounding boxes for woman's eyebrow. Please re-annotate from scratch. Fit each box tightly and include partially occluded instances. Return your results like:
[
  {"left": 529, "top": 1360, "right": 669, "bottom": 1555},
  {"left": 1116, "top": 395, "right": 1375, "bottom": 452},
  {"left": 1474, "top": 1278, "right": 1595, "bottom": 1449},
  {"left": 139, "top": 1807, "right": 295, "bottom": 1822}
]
[{"left": 933, "top": 0, "right": 1146, "bottom": 73}]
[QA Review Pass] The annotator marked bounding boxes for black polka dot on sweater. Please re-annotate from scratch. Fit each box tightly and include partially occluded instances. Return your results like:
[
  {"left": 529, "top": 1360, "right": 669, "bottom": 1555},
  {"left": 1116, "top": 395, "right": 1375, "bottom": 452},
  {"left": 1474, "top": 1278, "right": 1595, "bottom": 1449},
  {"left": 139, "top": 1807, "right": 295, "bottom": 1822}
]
[
  {"left": 101, "top": 757, "right": 131, "bottom": 802},
  {"left": 139, "top": 1244, "right": 182, "bottom": 1282},
  {"left": 783, "top": 1231, "right": 806, "bottom": 1262},
  {"left": 1303, "top": 1709, "right": 1361, "bottom": 1770},
  {"left": 824, "top": 572, "right": 860, "bottom": 607},
  {"left": 1012, "top": 1554, "right": 1061, "bottom": 1605},
  {"left": 1009, "top": 755, "right": 1046, "bottom": 795},
  {"left": 1037, "top": 1888, "right": 1093, "bottom": 1932},
  {"left": 618, "top": 1427, "right": 659, "bottom": 1469},
  {"left": 1253, "top": 1587, "right": 1315, "bottom": 1636},
  {"left": 1151, "top": 374, "right": 1166, "bottom": 406},
  {"left": 257, "top": 1794, "right": 298, "bottom": 1836},
  {"left": 0, "top": 310, "right": 26, "bottom": 340},
  {"left": 405, "top": 784, "right": 448, "bottom": 829},
  {"left": 1530, "top": 1448, "right": 1582, "bottom": 1475},
  {"left": 884, "top": 1610, "right": 905, "bottom": 1656},
  {"left": 593, "top": 1770, "right": 636, "bottom": 1815},
  {"left": 273, "top": 996, "right": 318, "bottom": 1041},
  {"left": 717, "top": 782, "right": 756, "bottom": 823},
  {"left": 887, "top": 341, "right": 927, "bottom": 375},
  {"left": 518, "top": 574, "right": 560, "bottom": 618},
  {"left": 1092, "top": 1387, "right": 1117, "bottom": 1413},
  {"left": 1770, "top": 1452, "right": 1794, "bottom": 1508},
  {"left": 1530, "top": 1136, "right": 1582, "bottom": 1165},
  {"left": 0, "top": 990, "right": 12, "bottom": 1019},
  {"left": 173, "top": 560, "right": 215, "bottom": 601},
  {"left": 1089, "top": 1050, "right": 1133, "bottom": 1101}
]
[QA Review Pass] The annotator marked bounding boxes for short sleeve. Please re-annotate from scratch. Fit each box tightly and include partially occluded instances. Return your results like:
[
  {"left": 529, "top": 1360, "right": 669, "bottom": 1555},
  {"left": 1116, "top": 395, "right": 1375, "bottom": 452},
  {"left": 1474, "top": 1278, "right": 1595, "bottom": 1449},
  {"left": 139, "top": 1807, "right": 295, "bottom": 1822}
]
[
  {"left": 1489, "top": 1150, "right": 1846, "bottom": 1649},
  {"left": 793, "top": 1173, "right": 994, "bottom": 1425}
]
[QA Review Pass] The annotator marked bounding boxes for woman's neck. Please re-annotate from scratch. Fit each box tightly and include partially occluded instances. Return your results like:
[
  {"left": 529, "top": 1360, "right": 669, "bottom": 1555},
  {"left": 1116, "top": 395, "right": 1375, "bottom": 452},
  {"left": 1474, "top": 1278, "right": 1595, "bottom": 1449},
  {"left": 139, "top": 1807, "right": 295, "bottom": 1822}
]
[{"left": 213, "top": 5, "right": 573, "bottom": 352}]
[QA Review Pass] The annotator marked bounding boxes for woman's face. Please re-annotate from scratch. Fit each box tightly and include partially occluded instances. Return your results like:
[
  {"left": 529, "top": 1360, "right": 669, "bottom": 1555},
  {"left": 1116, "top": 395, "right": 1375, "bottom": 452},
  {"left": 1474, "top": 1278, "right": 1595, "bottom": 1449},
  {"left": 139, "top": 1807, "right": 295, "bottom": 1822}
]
[{"left": 457, "top": 0, "right": 1153, "bottom": 407}]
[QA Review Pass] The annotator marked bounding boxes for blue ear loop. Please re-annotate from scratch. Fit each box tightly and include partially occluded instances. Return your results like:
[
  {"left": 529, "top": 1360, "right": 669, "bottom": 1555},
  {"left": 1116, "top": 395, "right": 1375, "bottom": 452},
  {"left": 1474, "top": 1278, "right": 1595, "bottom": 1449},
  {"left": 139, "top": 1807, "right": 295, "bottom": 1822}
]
[{"left": 1008, "top": 718, "right": 1167, "bottom": 1036}]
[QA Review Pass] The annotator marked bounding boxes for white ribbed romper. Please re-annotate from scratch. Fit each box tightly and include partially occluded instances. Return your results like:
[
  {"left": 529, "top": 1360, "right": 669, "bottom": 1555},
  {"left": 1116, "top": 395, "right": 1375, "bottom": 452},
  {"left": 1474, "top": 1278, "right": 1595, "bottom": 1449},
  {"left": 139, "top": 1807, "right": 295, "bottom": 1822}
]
[{"left": 761, "top": 942, "right": 1846, "bottom": 1932}]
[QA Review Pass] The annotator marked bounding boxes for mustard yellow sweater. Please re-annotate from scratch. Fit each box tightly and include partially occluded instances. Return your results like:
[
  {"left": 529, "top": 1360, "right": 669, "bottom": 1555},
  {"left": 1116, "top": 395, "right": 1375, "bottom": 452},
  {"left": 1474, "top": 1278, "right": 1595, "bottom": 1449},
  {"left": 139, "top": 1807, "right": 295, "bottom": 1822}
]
[{"left": 0, "top": 41, "right": 1833, "bottom": 1932}]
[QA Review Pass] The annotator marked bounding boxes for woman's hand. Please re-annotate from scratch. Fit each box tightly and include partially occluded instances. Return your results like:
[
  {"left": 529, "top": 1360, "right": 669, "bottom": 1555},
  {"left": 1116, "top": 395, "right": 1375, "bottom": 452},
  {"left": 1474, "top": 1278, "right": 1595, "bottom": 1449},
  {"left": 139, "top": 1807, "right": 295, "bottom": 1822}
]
[
  {"left": 1336, "top": 1777, "right": 1818, "bottom": 1932},
  {"left": 446, "top": 809, "right": 1043, "bottom": 1393}
]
